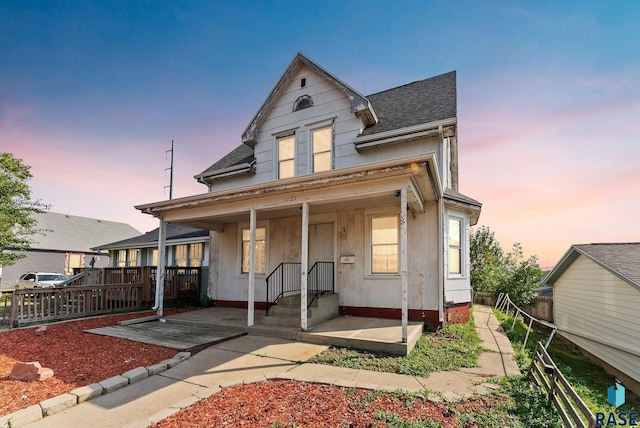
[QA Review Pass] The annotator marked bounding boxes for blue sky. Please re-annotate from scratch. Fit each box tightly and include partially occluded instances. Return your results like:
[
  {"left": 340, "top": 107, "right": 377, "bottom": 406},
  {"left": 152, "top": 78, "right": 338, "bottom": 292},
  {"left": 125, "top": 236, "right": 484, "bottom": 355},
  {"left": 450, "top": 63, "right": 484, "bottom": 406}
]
[{"left": 2, "top": 0, "right": 639, "bottom": 267}]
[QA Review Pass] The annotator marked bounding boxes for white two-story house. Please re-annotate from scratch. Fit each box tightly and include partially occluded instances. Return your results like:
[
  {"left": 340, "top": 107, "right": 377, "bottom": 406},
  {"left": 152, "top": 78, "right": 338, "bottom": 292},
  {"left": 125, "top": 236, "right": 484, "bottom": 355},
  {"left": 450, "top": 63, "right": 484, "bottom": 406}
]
[{"left": 136, "top": 53, "right": 481, "bottom": 341}]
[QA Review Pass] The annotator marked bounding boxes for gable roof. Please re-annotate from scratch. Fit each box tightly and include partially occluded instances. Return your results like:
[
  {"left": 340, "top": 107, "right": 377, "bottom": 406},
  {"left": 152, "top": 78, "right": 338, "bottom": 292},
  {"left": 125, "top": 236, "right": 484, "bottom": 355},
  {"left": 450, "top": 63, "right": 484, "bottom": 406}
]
[
  {"left": 241, "top": 52, "right": 378, "bottom": 148},
  {"left": 194, "top": 143, "right": 255, "bottom": 184},
  {"left": 29, "top": 212, "right": 141, "bottom": 253},
  {"left": 93, "top": 224, "right": 209, "bottom": 250},
  {"left": 359, "top": 71, "right": 456, "bottom": 137},
  {"left": 543, "top": 243, "right": 640, "bottom": 290},
  {"left": 198, "top": 55, "right": 458, "bottom": 181}
]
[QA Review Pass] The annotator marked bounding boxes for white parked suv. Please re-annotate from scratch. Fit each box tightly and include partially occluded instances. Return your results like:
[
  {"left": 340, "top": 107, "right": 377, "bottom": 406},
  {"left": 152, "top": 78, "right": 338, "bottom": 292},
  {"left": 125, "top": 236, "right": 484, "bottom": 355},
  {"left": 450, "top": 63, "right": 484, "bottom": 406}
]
[{"left": 15, "top": 272, "right": 69, "bottom": 288}]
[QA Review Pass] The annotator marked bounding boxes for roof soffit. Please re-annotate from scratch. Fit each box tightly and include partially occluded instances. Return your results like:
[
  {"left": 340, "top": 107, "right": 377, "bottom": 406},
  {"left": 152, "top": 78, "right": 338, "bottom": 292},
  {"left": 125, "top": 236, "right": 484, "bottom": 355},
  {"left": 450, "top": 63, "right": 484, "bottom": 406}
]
[{"left": 241, "top": 52, "right": 377, "bottom": 147}]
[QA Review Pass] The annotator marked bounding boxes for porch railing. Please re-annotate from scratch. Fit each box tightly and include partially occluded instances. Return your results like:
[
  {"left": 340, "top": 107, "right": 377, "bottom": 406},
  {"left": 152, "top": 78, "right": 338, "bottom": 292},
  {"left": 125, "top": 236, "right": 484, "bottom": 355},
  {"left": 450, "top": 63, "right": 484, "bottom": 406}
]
[
  {"left": 307, "top": 261, "right": 335, "bottom": 308},
  {"left": 266, "top": 262, "right": 301, "bottom": 315},
  {"left": 265, "top": 261, "right": 334, "bottom": 315},
  {"left": 9, "top": 284, "right": 144, "bottom": 327},
  {"left": 74, "top": 266, "right": 202, "bottom": 303}
]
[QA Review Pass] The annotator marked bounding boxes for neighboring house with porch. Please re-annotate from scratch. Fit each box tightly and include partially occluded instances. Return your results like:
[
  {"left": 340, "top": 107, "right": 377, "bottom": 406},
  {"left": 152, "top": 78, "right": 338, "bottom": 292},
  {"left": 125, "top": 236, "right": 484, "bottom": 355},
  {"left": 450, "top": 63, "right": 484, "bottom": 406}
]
[
  {"left": 135, "top": 53, "right": 481, "bottom": 339},
  {"left": 0, "top": 211, "right": 140, "bottom": 288},
  {"left": 93, "top": 224, "right": 210, "bottom": 300},
  {"left": 542, "top": 242, "right": 640, "bottom": 392},
  {"left": 93, "top": 224, "right": 209, "bottom": 269}
]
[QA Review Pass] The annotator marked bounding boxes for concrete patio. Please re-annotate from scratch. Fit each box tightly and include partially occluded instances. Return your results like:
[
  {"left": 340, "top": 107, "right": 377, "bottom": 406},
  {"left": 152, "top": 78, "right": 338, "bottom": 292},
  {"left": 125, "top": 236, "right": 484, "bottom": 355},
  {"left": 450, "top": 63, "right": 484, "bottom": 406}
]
[{"left": 88, "top": 306, "right": 424, "bottom": 356}]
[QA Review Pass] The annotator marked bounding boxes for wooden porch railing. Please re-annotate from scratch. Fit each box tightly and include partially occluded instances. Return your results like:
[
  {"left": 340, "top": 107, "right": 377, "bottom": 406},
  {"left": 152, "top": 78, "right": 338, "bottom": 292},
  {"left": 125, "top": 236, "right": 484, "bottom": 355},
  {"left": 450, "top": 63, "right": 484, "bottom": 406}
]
[
  {"left": 8, "top": 284, "right": 144, "bottom": 327},
  {"left": 73, "top": 266, "right": 202, "bottom": 303}
]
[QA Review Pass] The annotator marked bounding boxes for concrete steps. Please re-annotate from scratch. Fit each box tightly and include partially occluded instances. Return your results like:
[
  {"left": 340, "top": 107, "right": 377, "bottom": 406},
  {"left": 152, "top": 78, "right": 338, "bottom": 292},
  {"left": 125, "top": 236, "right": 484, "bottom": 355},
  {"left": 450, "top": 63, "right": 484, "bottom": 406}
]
[{"left": 261, "top": 293, "right": 338, "bottom": 328}]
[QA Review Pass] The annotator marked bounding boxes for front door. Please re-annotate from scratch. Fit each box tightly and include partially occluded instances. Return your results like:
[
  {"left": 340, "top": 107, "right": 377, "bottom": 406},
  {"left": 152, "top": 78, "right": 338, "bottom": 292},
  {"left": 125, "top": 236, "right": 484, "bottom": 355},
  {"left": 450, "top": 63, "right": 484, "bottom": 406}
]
[{"left": 308, "top": 223, "right": 334, "bottom": 265}]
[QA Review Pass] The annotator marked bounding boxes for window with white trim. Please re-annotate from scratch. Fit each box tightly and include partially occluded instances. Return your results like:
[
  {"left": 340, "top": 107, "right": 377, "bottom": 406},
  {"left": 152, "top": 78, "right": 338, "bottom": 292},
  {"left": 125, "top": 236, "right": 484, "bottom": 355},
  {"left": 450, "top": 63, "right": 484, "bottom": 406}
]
[
  {"left": 277, "top": 135, "right": 295, "bottom": 179},
  {"left": 311, "top": 126, "right": 332, "bottom": 173},
  {"left": 448, "top": 217, "right": 462, "bottom": 275},
  {"left": 241, "top": 227, "right": 266, "bottom": 274},
  {"left": 370, "top": 215, "right": 399, "bottom": 274},
  {"left": 173, "top": 243, "right": 203, "bottom": 267}
]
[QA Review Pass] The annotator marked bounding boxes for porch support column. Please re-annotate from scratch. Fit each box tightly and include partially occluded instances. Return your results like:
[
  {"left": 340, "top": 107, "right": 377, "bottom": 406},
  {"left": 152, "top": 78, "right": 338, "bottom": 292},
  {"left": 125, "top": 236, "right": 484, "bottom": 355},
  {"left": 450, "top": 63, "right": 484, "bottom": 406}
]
[
  {"left": 300, "top": 201, "right": 309, "bottom": 331},
  {"left": 400, "top": 188, "right": 408, "bottom": 343},
  {"left": 248, "top": 208, "right": 256, "bottom": 326},
  {"left": 154, "top": 218, "right": 167, "bottom": 317}
]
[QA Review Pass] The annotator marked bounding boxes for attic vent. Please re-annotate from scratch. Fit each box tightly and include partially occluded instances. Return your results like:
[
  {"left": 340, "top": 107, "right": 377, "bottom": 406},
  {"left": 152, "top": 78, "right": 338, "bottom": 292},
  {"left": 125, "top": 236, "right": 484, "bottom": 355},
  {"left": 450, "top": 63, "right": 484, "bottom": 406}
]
[
  {"left": 301, "top": 78, "right": 306, "bottom": 88},
  {"left": 293, "top": 95, "right": 313, "bottom": 112}
]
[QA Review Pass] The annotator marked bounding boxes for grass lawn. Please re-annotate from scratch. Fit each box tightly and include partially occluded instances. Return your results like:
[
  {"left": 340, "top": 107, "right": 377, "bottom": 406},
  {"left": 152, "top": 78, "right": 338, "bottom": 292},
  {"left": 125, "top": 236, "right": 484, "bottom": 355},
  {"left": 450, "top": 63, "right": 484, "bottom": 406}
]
[
  {"left": 309, "top": 317, "right": 483, "bottom": 377},
  {"left": 308, "top": 312, "right": 563, "bottom": 427},
  {"left": 494, "top": 309, "right": 640, "bottom": 414}
]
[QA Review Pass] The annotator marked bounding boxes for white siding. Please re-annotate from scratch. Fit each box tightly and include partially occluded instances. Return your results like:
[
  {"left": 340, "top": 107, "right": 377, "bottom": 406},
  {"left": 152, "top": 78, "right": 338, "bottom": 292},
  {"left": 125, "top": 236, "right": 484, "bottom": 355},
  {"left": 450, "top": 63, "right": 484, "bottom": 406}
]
[
  {"left": 561, "top": 332, "right": 640, "bottom": 384},
  {"left": 210, "top": 204, "right": 439, "bottom": 312},
  {"left": 554, "top": 255, "right": 640, "bottom": 358}
]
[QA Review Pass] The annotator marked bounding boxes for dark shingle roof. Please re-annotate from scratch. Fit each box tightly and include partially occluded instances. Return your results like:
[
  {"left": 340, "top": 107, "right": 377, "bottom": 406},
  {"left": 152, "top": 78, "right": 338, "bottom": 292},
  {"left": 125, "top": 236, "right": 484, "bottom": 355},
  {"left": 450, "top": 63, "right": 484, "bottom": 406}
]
[
  {"left": 360, "top": 71, "right": 457, "bottom": 136},
  {"left": 196, "top": 144, "right": 255, "bottom": 178},
  {"left": 94, "top": 224, "right": 209, "bottom": 250},
  {"left": 574, "top": 243, "right": 640, "bottom": 286},
  {"left": 544, "top": 243, "right": 640, "bottom": 289},
  {"left": 443, "top": 188, "right": 482, "bottom": 207}
]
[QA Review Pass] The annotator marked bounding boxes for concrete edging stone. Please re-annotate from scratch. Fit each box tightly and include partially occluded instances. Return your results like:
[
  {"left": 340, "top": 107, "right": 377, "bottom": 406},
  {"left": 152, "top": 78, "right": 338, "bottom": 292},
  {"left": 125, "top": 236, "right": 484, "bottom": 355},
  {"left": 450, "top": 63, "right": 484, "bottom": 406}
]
[{"left": 0, "top": 351, "right": 191, "bottom": 428}]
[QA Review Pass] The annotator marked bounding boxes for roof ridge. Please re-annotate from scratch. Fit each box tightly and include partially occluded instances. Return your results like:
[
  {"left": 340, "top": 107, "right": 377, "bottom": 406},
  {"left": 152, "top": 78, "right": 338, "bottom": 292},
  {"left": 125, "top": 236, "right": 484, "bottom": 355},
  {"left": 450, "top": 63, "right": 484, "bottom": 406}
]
[{"left": 366, "top": 70, "right": 456, "bottom": 98}]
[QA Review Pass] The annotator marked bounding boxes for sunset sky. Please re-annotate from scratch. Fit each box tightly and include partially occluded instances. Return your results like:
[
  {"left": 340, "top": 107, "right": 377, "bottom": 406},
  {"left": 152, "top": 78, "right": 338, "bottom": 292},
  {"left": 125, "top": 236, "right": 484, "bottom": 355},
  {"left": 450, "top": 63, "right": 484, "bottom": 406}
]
[{"left": 2, "top": 1, "right": 639, "bottom": 269}]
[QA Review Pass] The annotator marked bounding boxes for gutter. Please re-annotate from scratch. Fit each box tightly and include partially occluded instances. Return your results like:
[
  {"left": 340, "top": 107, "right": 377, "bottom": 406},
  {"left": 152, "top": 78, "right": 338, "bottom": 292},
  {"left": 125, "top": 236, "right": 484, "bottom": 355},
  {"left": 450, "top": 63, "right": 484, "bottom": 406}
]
[
  {"left": 354, "top": 118, "right": 457, "bottom": 151},
  {"left": 194, "top": 161, "right": 256, "bottom": 185}
]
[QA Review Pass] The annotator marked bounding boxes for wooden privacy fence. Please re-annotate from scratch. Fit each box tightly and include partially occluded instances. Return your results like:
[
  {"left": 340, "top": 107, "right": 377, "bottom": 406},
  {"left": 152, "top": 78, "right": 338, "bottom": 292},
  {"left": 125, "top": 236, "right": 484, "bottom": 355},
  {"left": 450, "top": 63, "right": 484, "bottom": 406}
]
[
  {"left": 529, "top": 341, "right": 596, "bottom": 428},
  {"left": 9, "top": 284, "right": 144, "bottom": 327}
]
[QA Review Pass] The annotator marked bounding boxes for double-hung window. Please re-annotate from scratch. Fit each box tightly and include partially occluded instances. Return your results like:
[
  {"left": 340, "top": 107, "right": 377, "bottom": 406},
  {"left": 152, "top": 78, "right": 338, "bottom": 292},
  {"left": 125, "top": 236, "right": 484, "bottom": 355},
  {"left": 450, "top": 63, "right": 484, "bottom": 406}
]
[
  {"left": 370, "top": 216, "right": 399, "bottom": 274},
  {"left": 448, "top": 217, "right": 462, "bottom": 275},
  {"left": 311, "top": 127, "right": 332, "bottom": 173},
  {"left": 277, "top": 135, "right": 295, "bottom": 179},
  {"left": 241, "top": 227, "right": 266, "bottom": 274}
]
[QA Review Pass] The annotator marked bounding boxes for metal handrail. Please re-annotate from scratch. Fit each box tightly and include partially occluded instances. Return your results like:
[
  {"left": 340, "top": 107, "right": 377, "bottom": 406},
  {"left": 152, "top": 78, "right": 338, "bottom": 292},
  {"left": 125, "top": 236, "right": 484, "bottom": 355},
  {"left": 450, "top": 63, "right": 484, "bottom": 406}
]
[
  {"left": 265, "top": 261, "right": 335, "bottom": 314},
  {"left": 266, "top": 262, "right": 301, "bottom": 315},
  {"left": 307, "top": 261, "right": 334, "bottom": 309}
]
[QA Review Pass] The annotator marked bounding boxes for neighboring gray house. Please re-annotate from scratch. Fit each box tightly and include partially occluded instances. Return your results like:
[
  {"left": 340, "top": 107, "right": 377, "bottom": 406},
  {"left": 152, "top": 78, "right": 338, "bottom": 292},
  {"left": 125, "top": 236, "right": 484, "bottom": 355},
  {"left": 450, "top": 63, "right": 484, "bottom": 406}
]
[
  {"left": 135, "top": 53, "right": 482, "bottom": 336},
  {"left": 93, "top": 224, "right": 210, "bottom": 269},
  {"left": 542, "top": 243, "right": 640, "bottom": 392},
  {"left": 0, "top": 212, "right": 140, "bottom": 288}
]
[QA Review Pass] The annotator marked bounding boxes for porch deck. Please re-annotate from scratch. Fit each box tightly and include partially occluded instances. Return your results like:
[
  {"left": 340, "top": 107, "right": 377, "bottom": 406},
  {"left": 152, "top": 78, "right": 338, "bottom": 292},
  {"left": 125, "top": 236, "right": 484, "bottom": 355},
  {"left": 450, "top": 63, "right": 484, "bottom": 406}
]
[{"left": 144, "top": 307, "right": 423, "bottom": 355}]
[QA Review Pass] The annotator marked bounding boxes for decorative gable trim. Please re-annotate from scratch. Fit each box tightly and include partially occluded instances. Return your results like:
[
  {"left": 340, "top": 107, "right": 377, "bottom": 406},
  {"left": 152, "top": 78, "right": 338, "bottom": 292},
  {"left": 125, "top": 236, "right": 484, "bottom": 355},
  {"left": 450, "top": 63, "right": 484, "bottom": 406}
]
[{"left": 241, "top": 52, "right": 378, "bottom": 148}]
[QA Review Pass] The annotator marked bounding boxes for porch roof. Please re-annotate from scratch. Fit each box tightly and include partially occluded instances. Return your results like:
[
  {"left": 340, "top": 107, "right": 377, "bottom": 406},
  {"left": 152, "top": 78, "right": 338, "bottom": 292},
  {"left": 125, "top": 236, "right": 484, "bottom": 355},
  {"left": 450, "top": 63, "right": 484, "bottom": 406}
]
[{"left": 136, "top": 153, "right": 441, "bottom": 231}]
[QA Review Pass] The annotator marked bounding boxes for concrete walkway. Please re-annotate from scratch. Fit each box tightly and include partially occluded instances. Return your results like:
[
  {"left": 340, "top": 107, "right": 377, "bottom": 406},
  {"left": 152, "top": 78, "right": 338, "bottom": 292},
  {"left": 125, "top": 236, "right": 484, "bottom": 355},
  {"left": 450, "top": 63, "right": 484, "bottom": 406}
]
[{"left": 10, "top": 305, "right": 518, "bottom": 428}]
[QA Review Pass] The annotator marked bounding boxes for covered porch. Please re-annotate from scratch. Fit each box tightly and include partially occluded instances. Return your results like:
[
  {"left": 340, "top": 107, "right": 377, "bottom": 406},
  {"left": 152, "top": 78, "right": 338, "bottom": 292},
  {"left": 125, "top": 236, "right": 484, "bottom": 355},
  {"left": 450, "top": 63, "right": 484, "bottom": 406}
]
[{"left": 136, "top": 153, "right": 442, "bottom": 344}]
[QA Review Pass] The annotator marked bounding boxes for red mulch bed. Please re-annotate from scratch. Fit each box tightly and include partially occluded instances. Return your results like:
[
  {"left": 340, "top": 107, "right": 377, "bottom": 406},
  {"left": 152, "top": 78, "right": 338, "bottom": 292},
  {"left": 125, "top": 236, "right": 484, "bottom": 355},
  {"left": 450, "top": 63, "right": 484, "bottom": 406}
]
[
  {"left": 2, "top": 311, "right": 507, "bottom": 426},
  {"left": 0, "top": 309, "right": 194, "bottom": 417},
  {"left": 154, "top": 380, "right": 505, "bottom": 428}
]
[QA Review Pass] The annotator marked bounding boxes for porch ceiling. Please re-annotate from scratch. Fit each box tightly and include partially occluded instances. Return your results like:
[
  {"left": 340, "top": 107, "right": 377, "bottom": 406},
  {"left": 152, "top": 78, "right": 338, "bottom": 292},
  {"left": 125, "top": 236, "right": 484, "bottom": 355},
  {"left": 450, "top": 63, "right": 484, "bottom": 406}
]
[{"left": 137, "top": 153, "right": 440, "bottom": 231}]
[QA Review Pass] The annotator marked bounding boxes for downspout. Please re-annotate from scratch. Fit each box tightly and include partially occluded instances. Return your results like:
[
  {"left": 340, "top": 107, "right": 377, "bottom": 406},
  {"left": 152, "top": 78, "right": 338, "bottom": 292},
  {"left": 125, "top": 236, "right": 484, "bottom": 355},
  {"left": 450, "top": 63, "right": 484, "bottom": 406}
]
[
  {"left": 438, "top": 191, "right": 445, "bottom": 324},
  {"left": 152, "top": 218, "right": 167, "bottom": 316}
]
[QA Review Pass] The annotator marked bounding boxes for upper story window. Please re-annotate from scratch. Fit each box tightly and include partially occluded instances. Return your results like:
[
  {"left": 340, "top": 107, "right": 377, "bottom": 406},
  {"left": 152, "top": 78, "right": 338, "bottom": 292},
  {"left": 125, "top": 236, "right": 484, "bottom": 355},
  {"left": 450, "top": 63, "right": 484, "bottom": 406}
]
[
  {"left": 448, "top": 217, "right": 462, "bottom": 275},
  {"left": 277, "top": 135, "right": 295, "bottom": 179},
  {"left": 312, "top": 127, "right": 332, "bottom": 173}
]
